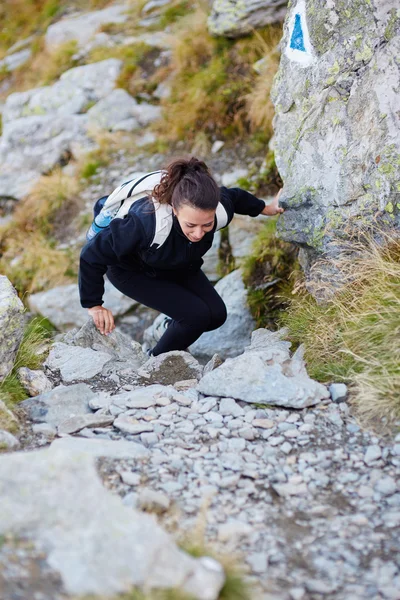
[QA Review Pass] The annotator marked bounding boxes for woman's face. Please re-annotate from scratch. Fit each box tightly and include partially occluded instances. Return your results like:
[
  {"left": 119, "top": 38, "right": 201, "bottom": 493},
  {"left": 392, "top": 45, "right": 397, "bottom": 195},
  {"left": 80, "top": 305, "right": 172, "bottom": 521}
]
[{"left": 173, "top": 204, "right": 216, "bottom": 242}]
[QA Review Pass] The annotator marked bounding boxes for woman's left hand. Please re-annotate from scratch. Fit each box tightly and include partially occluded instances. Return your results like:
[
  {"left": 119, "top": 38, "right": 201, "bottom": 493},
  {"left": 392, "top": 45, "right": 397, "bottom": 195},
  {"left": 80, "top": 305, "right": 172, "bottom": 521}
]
[{"left": 261, "top": 189, "right": 284, "bottom": 216}]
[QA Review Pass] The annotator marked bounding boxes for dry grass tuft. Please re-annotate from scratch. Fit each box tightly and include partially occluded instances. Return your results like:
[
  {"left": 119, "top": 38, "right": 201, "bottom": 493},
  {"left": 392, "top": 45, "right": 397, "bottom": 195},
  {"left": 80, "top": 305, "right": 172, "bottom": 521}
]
[
  {"left": 281, "top": 230, "right": 400, "bottom": 429},
  {"left": 0, "top": 170, "right": 80, "bottom": 295},
  {"left": 244, "top": 27, "right": 282, "bottom": 138},
  {"left": 154, "top": 2, "right": 281, "bottom": 145}
]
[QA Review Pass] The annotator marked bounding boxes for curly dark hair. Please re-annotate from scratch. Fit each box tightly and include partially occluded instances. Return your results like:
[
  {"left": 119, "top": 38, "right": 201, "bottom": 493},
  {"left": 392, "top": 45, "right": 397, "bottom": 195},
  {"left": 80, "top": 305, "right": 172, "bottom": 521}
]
[{"left": 152, "top": 156, "right": 220, "bottom": 211}]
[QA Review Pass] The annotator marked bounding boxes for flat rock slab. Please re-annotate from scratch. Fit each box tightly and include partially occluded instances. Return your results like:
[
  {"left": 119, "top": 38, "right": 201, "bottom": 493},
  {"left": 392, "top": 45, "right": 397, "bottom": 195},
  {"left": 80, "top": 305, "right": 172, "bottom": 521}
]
[
  {"left": 45, "top": 342, "right": 112, "bottom": 382},
  {"left": 0, "top": 442, "right": 224, "bottom": 598},
  {"left": 57, "top": 413, "right": 115, "bottom": 435},
  {"left": 50, "top": 436, "right": 150, "bottom": 460},
  {"left": 21, "top": 383, "right": 94, "bottom": 426}
]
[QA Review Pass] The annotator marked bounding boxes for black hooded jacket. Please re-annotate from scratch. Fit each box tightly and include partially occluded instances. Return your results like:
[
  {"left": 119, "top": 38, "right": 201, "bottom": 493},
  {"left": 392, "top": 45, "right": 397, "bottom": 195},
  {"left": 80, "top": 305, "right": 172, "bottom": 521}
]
[{"left": 79, "top": 186, "right": 265, "bottom": 308}]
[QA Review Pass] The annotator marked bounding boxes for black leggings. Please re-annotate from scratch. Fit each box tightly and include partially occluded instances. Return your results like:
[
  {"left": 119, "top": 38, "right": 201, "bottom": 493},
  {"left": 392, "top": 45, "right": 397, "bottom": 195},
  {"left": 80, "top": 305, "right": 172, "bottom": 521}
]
[{"left": 107, "top": 266, "right": 227, "bottom": 356}]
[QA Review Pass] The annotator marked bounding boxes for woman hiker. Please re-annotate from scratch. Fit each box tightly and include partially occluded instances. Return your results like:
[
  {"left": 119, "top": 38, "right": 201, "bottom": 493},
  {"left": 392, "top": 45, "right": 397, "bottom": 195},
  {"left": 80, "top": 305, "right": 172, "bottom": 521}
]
[{"left": 79, "top": 156, "right": 284, "bottom": 356}]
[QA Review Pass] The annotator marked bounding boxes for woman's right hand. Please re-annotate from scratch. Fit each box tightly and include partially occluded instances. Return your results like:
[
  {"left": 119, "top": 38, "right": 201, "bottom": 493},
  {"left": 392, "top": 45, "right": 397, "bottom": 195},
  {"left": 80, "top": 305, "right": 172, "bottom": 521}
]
[{"left": 88, "top": 306, "right": 115, "bottom": 335}]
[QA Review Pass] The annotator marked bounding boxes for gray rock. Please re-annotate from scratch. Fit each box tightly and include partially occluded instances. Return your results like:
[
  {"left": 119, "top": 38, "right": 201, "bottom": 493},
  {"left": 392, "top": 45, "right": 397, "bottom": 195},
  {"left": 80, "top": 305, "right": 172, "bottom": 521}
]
[
  {"left": 0, "top": 48, "right": 31, "bottom": 72},
  {"left": 137, "top": 487, "right": 170, "bottom": 512},
  {"left": 218, "top": 520, "right": 253, "bottom": 542},
  {"left": 201, "top": 231, "right": 221, "bottom": 282},
  {"left": 64, "top": 320, "right": 146, "bottom": 368},
  {"left": 220, "top": 168, "right": 248, "bottom": 187},
  {"left": 245, "top": 327, "right": 292, "bottom": 363},
  {"left": 17, "top": 367, "right": 53, "bottom": 396},
  {"left": 50, "top": 436, "right": 149, "bottom": 460},
  {"left": 208, "top": 0, "right": 287, "bottom": 38},
  {"left": 271, "top": 2, "right": 400, "bottom": 294},
  {"left": 142, "top": 0, "right": 169, "bottom": 15},
  {"left": 219, "top": 397, "right": 244, "bottom": 417},
  {"left": 273, "top": 482, "right": 308, "bottom": 497},
  {"left": 198, "top": 352, "right": 329, "bottom": 409},
  {"left": 45, "top": 342, "right": 112, "bottom": 382},
  {"left": 0, "top": 114, "right": 93, "bottom": 199},
  {"left": 21, "top": 383, "right": 94, "bottom": 426},
  {"left": 0, "top": 442, "right": 224, "bottom": 598},
  {"left": 229, "top": 214, "right": 266, "bottom": 261},
  {"left": 329, "top": 383, "right": 348, "bottom": 403},
  {"left": 28, "top": 280, "right": 138, "bottom": 330},
  {"left": 60, "top": 58, "right": 123, "bottom": 101},
  {"left": 138, "top": 351, "right": 203, "bottom": 385},
  {"left": 87, "top": 88, "right": 139, "bottom": 131},
  {"left": 0, "top": 275, "right": 25, "bottom": 381},
  {"left": 3, "top": 81, "right": 88, "bottom": 123},
  {"left": 364, "top": 445, "right": 382, "bottom": 465},
  {"left": 0, "top": 429, "right": 20, "bottom": 449},
  {"left": 190, "top": 270, "right": 255, "bottom": 360},
  {"left": 203, "top": 354, "right": 224, "bottom": 376},
  {"left": 45, "top": 5, "right": 129, "bottom": 51},
  {"left": 114, "top": 415, "right": 154, "bottom": 435},
  {"left": 57, "top": 413, "right": 115, "bottom": 435},
  {"left": 375, "top": 476, "right": 397, "bottom": 496},
  {"left": 31, "top": 423, "right": 57, "bottom": 438}
]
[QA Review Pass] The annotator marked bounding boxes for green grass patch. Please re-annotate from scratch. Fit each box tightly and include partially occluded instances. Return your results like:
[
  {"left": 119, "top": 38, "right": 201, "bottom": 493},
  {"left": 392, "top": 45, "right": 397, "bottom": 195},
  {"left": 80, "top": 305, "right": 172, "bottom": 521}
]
[
  {"left": 80, "top": 160, "right": 102, "bottom": 179},
  {"left": 158, "top": 1, "right": 192, "bottom": 28},
  {"left": 280, "top": 231, "right": 400, "bottom": 428},
  {"left": 242, "top": 218, "right": 299, "bottom": 329},
  {"left": 0, "top": 316, "right": 54, "bottom": 410}
]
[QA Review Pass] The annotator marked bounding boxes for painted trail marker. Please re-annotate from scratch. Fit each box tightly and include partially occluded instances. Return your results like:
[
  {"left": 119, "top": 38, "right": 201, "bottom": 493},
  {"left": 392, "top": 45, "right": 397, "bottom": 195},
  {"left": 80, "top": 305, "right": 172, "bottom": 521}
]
[{"left": 285, "top": 0, "right": 315, "bottom": 67}]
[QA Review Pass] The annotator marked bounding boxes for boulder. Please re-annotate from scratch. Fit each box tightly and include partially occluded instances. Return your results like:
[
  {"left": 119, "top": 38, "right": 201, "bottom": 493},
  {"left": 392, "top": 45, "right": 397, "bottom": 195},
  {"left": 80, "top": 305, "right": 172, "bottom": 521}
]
[
  {"left": 0, "top": 276, "right": 25, "bottom": 382},
  {"left": 45, "top": 4, "right": 129, "bottom": 51},
  {"left": 197, "top": 327, "right": 329, "bottom": 408},
  {"left": 0, "top": 114, "right": 93, "bottom": 198},
  {"left": 271, "top": 1, "right": 400, "bottom": 295},
  {"left": 64, "top": 319, "right": 146, "bottom": 368},
  {"left": 0, "top": 441, "right": 225, "bottom": 598},
  {"left": 87, "top": 88, "right": 157, "bottom": 131},
  {"left": 45, "top": 342, "right": 113, "bottom": 382},
  {"left": 0, "top": 59, "right": 124, "bottom": 199},
  {"left": 28, "top": 280, "right": 138, "bottom": 330},
  {"left": 208, "top": 0, "right": 287, "bottom": 38},
  {"left": 20, "top": 383, "right": 94, "bottom": 426},
  {"left": 189, "top": 269, "right": 255, "bottom": 360}
]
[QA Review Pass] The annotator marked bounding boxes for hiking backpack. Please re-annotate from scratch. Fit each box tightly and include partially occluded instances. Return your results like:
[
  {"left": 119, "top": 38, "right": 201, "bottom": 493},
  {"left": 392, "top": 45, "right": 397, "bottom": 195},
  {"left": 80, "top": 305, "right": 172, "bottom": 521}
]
[{"left": 86, "top": 170, "right": 230, "bottom": 247}]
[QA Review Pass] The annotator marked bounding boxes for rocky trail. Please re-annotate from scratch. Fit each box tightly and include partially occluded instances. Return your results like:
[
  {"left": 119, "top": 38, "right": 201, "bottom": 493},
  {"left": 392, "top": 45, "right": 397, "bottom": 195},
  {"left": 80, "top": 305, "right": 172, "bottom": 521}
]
[
  {"left": 1, "top": 310, "right": 400, "bottom": 600},
  {"left": 0, "top": 0, "right": 399, "bottom": 598}
]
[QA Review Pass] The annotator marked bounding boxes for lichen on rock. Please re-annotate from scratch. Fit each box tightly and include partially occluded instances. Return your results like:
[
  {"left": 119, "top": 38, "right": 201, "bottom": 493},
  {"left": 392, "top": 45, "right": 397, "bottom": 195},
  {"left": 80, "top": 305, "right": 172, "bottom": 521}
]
[{"left": 271, "top": 0, "right": 400, "bottom": 295}]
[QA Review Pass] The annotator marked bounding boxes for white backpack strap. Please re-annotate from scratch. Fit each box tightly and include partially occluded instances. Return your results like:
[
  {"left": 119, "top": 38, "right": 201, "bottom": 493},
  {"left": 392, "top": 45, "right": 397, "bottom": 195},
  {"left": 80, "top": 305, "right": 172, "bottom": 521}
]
[
  {"left": 152, "top": 202, "right": 173, "bottom": 247},
  {"left": 104, "top": 170, "right": 164, "bottom": 216},
  {"left": 215, "top": 202, "right": 229, "bottom": 230}
]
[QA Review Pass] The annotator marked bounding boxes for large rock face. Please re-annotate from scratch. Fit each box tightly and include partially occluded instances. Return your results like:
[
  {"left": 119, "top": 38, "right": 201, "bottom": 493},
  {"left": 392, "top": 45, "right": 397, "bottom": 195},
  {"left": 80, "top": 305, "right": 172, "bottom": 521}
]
[
  {"left": 271, "top": 1, "right": 400, "bottom": 294},
  {"left": 208, "top": 0, "right": 287, "bottom": 38},
  {"left": 0, "top": 276, "right": 25, "bottom": 382}
]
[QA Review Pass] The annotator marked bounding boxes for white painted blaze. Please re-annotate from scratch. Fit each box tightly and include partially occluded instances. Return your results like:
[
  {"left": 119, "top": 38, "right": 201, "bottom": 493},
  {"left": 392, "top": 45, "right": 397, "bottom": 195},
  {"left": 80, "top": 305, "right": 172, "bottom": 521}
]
[{"left": 285, "top": 0, "right": 316, "bottom": 67}]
